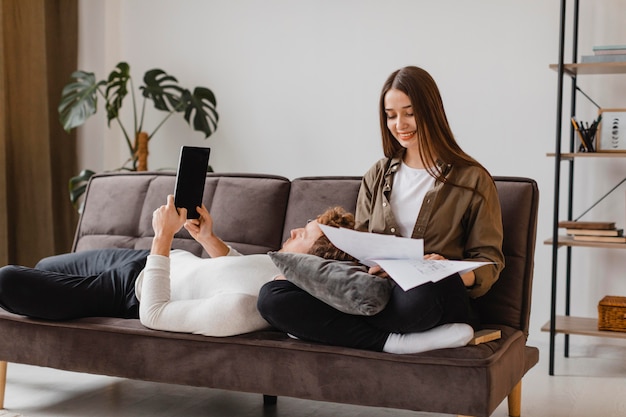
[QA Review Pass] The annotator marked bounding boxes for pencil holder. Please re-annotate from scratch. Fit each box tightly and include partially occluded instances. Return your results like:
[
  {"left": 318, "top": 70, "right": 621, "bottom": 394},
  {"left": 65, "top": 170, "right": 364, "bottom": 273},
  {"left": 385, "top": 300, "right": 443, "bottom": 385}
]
[{"left": 572, "top": 116, "right": 601, "bottom": 152}]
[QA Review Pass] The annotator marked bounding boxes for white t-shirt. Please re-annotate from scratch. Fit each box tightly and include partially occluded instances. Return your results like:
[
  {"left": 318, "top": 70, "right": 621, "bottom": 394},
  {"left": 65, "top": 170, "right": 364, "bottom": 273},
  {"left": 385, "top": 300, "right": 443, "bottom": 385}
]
[
  {"left": 390, "top": 162, "right": 436, "bottom": 237},
  {"left": 135, "top": 249, "right": 281, "bottom": 337}
]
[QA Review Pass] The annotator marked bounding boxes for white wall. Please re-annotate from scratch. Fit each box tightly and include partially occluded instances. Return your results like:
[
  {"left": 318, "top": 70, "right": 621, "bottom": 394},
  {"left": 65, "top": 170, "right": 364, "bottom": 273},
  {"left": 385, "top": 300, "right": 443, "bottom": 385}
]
[{"left": 76, "top": 0, "right": 626, "bottom": 347}]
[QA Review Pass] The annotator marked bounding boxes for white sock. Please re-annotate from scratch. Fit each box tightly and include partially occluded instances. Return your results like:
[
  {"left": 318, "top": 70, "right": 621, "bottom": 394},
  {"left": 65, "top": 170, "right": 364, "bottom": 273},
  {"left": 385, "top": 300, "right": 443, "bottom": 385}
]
[{"left": 382, "top": 323, "right": 474, "bottom": 354}]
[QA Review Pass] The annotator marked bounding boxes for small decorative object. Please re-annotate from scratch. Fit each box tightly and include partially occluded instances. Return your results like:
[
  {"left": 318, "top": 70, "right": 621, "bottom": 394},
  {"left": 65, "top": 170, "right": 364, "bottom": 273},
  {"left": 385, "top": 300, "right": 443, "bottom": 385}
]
[
  {"left": 598, "top": 295, "right": 626, "bottom": 332},
  {"left": 597, "top": 109, "right": 626, "bottom": 152},
  {"left": 58, "top": 62, "right": 219, "bottom": 207}
]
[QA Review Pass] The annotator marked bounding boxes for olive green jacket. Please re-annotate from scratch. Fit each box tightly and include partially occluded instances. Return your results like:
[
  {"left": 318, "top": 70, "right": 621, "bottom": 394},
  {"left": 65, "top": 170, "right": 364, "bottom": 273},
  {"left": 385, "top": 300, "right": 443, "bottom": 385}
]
[{"left": 355, "top": 155, "right": 505, "bottom": 298}]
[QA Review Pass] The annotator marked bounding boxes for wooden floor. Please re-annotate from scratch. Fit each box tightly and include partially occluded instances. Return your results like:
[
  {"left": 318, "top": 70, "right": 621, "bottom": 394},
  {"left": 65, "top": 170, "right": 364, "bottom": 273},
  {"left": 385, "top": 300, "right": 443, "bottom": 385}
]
[{"left": 2, "top": 337, "right": 626, "bottom": 417}]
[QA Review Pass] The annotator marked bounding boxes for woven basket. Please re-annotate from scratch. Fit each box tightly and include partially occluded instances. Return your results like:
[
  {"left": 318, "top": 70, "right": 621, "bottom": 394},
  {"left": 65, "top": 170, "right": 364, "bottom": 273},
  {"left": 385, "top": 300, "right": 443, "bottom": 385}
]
[{"left": 598, "top": 295, "right": 626, "bottom": 332}]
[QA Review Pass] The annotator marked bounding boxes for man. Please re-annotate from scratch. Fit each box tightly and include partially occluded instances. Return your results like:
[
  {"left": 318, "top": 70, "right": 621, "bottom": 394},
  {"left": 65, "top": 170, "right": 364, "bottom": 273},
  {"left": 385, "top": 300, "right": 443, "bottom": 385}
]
[{"left": 0, "top": 196, "right": 354, "bottom": 337}]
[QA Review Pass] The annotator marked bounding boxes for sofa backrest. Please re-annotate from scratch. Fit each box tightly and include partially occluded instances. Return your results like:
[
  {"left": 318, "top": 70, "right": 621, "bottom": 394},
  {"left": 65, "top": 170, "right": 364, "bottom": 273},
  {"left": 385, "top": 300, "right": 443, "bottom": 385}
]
[
  {"left": 73, "top": 172, "right": 538, "bottom": 336},
  {"left": 476, "top": 176, "right": 539, "bottom": 338},
  {"left": 282, "top": 176, "right": 362, "bottom": 243},
  {"left": 73, "top": 172, "right": 291, "bottom": 256}
]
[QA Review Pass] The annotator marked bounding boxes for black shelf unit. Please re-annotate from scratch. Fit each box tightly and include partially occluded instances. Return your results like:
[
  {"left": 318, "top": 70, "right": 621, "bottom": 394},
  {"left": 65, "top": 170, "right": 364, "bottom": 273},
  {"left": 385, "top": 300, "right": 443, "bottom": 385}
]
[{"left": 546, "top": 0, "right": 626, "bottom": 375}]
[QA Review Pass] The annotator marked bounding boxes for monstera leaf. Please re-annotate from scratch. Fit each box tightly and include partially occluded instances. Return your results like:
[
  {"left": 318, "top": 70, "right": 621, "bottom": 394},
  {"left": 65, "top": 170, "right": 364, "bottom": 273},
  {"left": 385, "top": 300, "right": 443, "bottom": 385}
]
[
  {"left": 104, "top": 62, "right": 131, "bottom": 125},
  {"left": 183, "top": 87, "right": 219, "bottom": 138},
  {"left": 140, "top": 69, "right": 186, "bottom": 112},
  {"left": 59, "top": 62, "right": 219, "bottom": 209},
  {"left": 59, "top": 62, "right": 218, "bottom": 139},
  {"left": 58, "top": 71, "right": 105, "bottom": 132},
  {"left": 68, "top": 169, "right": 96, "bottom": 208}
]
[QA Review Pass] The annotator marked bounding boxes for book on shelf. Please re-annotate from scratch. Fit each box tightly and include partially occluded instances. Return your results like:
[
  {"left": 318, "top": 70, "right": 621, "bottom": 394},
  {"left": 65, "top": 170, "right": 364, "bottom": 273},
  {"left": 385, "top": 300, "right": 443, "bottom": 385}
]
[
  {"left": 572, "top": 235, "right": 626, "bottom": 244},
  {"left": 594, "top": 49, "right": 626, "bottom": 55},
  {"left": 558, "top": 220, "right": 616, "bottom": 230},
  {"left": 593, "top": 44, "right": 626, "bottom": 55},
  {"left": 580, "top": 54, "right": 626, "bottom": 63},
  {"left": 566, "top": 228, "right": 624, "bottom": 237}
]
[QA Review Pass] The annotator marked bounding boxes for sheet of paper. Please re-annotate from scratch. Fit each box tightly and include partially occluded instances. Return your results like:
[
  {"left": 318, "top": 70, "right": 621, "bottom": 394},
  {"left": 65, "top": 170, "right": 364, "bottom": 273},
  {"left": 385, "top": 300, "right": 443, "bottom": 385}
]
[
  {"left": 318, "top": 224, "right": 423, "bottom": 267},
  {"left": 319, "top": 224, "right": 491, "bottom": 291},
  {"left": 372, "top": 259, "right": 491, "bottom": 291}
]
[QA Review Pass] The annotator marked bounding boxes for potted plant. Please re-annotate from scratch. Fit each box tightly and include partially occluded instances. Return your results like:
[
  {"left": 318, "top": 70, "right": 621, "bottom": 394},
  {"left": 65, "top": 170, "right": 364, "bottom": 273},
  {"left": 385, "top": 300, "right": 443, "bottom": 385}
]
[{"left": 58, "top": 61, "right": 218, "bottom": 207}]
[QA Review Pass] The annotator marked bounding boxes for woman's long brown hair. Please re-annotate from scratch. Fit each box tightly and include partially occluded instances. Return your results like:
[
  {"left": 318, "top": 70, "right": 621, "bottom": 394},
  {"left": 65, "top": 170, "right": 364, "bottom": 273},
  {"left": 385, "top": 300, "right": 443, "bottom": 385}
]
[{"left": 378, "top": 66, "right": 488, "bottom": 183}]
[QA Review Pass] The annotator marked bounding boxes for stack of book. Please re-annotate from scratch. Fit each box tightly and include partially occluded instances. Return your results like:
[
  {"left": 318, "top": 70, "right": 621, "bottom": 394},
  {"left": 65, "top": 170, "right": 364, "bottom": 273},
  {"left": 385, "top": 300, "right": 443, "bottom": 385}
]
[
  {"left": 559, "top": 220, "right": 626, "bottom": 243},
  {"left": 580, "top": 45, "right": 626, "bottom": 63}
]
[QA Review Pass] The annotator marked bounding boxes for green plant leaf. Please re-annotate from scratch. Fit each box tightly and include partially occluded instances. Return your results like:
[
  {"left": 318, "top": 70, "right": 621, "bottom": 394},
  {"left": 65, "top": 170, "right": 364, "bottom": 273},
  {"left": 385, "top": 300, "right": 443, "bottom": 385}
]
[
  {"left": 58, "top": 71, "right": 105, "bottom": 132},
  {"left": 68, "top": 169, "right": 96, "bottom": 207},
  {"left": 140, "top": 69, "right": 185, "bottom": 112},
  {"left": 104, "top": 62, "right": 131, "bottom": 125},
  {"left": 183, "top": 87, "right": 219, "bottom": 138}
]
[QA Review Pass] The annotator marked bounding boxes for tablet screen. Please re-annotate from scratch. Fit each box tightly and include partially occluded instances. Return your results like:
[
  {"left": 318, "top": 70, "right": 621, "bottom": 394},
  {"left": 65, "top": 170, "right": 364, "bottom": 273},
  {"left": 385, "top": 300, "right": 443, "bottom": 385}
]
[{"left": 173, "top": 146, "right": 211, "bottom": 219}]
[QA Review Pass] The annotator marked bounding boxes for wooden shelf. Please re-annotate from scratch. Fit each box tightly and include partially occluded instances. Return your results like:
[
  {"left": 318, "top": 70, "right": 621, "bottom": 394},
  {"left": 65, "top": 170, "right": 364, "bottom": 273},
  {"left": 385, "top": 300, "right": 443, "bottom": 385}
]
[
  {"left": 542, "top": 316, "right": 626, "bottom": 340},
  {"left": 545, "top": 235, "right": 626, "bottom": 249},
  {"left": 549, "top": 62, "right": 626, "bottom": 76},
  {"left": 547, "top": 152, "right": 626, "bottom": 159}
]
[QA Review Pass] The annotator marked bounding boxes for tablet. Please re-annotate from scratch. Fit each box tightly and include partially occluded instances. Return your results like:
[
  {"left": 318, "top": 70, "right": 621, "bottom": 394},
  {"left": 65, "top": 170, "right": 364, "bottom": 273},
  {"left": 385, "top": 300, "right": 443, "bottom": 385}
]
[{"left": 173, "top": 146, "right": 211, "bottom": 219}]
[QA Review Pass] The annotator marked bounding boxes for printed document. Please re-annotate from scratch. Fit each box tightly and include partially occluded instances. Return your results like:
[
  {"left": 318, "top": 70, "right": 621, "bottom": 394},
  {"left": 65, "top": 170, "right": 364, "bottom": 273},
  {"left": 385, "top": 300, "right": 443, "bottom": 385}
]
[{"left": 319, "top": 225, "right": 490, "bottom": 291}]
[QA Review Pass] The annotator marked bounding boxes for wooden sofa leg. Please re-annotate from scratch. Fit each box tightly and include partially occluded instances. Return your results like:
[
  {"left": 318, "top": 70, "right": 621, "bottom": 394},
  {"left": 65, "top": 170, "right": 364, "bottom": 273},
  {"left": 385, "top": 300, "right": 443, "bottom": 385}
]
[
  {"left": 456, "top": 380, "right": 522, "bottom": 417},
  {"left": 263, "top": 394, "right": 277, "bottom": 406},
  {"left": 0, "top": 361, "right": 7, "bottom": 409},
  {"left": 507, "top": 380, "right": 522, "bottom": 417}
]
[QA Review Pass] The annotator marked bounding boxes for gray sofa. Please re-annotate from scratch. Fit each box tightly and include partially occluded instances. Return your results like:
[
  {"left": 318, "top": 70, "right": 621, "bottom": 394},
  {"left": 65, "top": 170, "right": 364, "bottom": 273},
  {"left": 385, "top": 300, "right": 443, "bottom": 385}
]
[{"left": 0, "top": 171, "right": 539, "bottom": 417}]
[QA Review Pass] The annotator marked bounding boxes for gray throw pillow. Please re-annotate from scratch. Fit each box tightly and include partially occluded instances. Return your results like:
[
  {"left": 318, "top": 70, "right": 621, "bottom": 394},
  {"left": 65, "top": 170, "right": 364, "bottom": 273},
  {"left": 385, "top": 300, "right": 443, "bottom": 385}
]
[{"left": 268, "top": 252, "right": 392, "bottom": 316}]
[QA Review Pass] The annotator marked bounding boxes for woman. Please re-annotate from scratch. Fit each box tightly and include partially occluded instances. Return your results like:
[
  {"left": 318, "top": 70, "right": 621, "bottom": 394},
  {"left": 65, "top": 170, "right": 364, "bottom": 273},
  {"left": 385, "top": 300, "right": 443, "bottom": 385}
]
[{"left": 258, "top": 66, "right": 504, "bottom": 354}]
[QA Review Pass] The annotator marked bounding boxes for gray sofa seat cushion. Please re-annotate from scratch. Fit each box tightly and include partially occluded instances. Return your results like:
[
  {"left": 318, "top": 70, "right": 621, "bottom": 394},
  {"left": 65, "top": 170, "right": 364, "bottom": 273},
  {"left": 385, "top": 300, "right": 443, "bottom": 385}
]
[{"left": 0, "top": 308, "right": 535, "bottom": 416}]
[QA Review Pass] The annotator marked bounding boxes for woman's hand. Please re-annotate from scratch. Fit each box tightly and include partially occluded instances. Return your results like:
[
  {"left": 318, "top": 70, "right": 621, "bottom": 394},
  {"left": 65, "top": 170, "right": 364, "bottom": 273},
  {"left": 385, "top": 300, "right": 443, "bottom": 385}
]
[
  {"left": 460, "top": 271, "right": 476, "bottom": 287},
  {"left": 369, "top": 255, "right": 447, "bottom": 277},
  {"left": 425, "top": 253, "right": 476, "bottom": 287}
]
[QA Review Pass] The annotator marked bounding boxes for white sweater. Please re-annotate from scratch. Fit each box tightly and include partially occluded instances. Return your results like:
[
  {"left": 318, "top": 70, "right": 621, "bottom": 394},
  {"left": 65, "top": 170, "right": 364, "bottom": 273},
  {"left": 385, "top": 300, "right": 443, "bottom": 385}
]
[{"left": 135, "top": 249, "right": 281, "bottom": 337}]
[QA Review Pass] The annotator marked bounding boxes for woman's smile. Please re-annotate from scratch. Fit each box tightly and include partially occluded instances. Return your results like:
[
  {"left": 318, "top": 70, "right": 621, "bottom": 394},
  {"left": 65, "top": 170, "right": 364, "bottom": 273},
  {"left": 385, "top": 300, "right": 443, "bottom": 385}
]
[{"left": 397, "top": 131, "right": 416, "bottom": 141}]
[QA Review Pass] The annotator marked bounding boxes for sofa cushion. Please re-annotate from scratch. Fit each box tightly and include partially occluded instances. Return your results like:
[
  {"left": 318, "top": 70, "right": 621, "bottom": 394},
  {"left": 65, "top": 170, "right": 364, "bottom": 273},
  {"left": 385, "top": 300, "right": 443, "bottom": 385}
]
[
  {"left": 73, "top": 172, "right": 291, "bottom": 256},
  {"left": 269, "top": 252, "right": 392, "bottom": 316},
  {"left": 283, "top": 177, "right": 362, "bottom": 244},
  {"left": 473, "top": 177, "right": 539, "bottom": 336},
  {"left": 0, "top": 309, "right": 537, "bottom": 416}
]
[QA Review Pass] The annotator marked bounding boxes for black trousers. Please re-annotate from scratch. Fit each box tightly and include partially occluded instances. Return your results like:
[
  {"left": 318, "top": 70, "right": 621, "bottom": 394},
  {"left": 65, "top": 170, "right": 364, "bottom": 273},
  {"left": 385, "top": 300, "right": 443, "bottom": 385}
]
[
  {"left": 0, "top": 248, "right": 149, "bottom": 320},
  {"left": 257, "top": 273, "right": 472, "bottom": 352}
]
